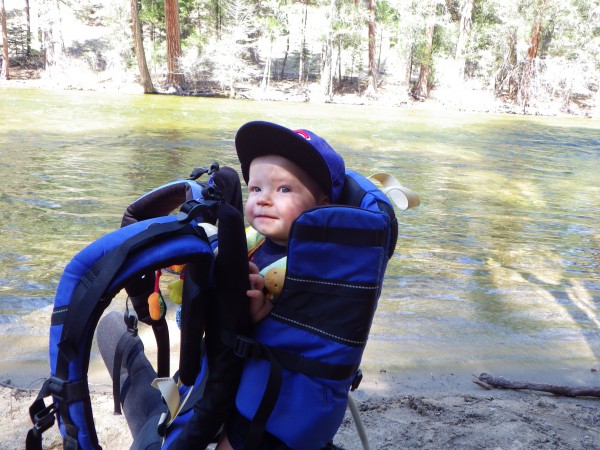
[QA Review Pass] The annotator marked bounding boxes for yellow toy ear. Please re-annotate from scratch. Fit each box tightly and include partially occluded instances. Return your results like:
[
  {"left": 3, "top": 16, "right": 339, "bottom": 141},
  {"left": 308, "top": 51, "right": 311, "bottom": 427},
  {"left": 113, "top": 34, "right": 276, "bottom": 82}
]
[
  {"left": 168, "top": 279, "right": 184, "bottom": 305},
  {"left": 265, "top": 268, "right": 286, "bottom": 295}
]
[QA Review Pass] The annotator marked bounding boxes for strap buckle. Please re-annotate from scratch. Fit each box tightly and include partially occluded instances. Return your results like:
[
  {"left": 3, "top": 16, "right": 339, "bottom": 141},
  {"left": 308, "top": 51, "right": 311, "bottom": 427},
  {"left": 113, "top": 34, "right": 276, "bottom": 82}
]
[
  {"left": 47, "top": 376, "right": 68, "bottom": 402},
  {"left": 31, "top": 402, "right": 56, "bottom": 436},
  {"left": 176, "top": 199, "right": 220, "bottom": 224},
  {"left": 350, "top": 369, "right": 363, "bottom": 391},
  {"left": 233, "top": 335, "right": 258, "bottom": 359}
]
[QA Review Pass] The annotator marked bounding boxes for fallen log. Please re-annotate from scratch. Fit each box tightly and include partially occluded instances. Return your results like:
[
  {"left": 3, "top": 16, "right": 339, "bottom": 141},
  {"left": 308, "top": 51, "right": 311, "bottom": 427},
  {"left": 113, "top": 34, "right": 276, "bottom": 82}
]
[{"left": 474, "top": 372, "right": 600, "bottom": 398}]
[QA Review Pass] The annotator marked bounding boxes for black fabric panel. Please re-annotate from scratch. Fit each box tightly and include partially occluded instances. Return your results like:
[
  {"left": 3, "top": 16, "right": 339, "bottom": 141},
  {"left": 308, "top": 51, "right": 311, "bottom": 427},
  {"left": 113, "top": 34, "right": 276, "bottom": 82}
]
[
  {"left": 51, "top": 306, "right": 68, "bottom": 326},
  {"left": 340, "top": 175, "right": 365, "bottom": 207},
  {"left": 293, "top": 223, "right": 387, "bottom": 248},
  {"left": 272, "top": 278, "right": 379, "bottom": 347}
]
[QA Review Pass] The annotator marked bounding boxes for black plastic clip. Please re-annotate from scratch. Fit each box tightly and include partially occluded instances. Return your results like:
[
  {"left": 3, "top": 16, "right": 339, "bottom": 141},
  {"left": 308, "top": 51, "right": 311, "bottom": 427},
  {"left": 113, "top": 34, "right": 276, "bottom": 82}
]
[
  {"left": 47, "top": 377, "right": 69, "bottom": 402},
  {"left": 31, "top": 402, "right": 56, "bottom": 436},
  {"left": 233, "top": 335, "right": 259, "bottom": 359},
  {"left": 350, "top": 368, "right": 363, "bottom": 391},
  {"left": 176, "top": 199, "right": 220, "bottom": 224}
]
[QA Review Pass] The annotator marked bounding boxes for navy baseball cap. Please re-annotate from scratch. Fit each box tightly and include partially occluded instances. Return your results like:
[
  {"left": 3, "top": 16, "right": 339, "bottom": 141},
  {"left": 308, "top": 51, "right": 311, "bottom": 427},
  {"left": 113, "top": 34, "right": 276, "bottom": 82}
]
[{"left": 235, "top": 121, "right": 346, "bottom": 203}]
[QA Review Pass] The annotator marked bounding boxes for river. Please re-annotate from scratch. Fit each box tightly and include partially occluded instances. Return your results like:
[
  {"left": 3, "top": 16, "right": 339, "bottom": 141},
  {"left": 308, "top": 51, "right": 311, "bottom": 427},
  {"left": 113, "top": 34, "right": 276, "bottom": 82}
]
[{"left": 1, "top": 87, "right": 599, "bottom": 388}]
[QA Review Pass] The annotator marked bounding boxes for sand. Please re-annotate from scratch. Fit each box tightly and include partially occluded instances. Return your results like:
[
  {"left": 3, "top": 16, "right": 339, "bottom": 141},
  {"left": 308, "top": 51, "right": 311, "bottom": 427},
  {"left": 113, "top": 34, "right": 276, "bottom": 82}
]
[{"left": 4, "top": 367, "right": 600, "bottom": 450}]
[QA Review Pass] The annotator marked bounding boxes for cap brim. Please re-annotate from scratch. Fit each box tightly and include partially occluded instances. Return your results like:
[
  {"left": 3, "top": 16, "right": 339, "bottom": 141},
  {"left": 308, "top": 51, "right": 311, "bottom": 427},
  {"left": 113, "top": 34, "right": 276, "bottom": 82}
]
[{"left": 235, "top": 121, "right": 332, "bottom": 197}]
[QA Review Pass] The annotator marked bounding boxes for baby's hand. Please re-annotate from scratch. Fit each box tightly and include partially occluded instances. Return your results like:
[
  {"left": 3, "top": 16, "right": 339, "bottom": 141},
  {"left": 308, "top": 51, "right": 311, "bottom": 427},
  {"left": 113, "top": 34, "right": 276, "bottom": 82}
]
[{"left": 247, "top": 262, "right": 273, "bottom": 323}]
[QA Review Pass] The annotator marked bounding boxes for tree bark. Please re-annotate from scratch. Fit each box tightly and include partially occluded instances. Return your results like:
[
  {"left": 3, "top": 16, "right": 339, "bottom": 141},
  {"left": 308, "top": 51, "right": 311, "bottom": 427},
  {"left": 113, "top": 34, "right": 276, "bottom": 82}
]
[
  {"left": 366, "top": 0, "right": 377, "bottom": 94},
  {"left": 298, "top": 1, "right": 307, "bottom": 83},
  {"left": 41, "top": 0, "right": 64, "bottom": 76},
  {"left": 280, "top": 33, "right": 289, "bottom": 80},
  {"left": 413, "top": 13, "right": 435, "bottom": 99},
  {"left": 1, "top": 0, "right": 8, "bottom": 80},
  {"left": 475, "top": 373, "right": 600, "bottom": 398},
  {"left": 320, "top": 0, "right": 335, "bottom": 101},
  {"left": 455, "top": 0, "right": 474, "bottom": 80},
  {"left": 24, "top": 0, "right": 31, "bottom": 56},
  {"left": 164, "top": 0, "right": 185, "bottom": 90},
  {"left": 520, "top": 0, "right": 547, "bottom": 110},
  {"left": 131, "top": 0, "right": 156, "bottom": 94}
]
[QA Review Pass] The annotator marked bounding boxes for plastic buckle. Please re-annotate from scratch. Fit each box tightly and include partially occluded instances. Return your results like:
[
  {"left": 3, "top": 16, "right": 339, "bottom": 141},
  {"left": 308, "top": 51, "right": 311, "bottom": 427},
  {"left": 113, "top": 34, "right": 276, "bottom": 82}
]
[
  {"left": 233, "top": 335, "right": 256, "bottom": 359},
  {"left": 176, "top": 199, "right": 220, "bottom": 224},
  {"left": 350, "top": 369, "right": 363, "bottom": 392},
  {"left": 126, "top": 314, "right": 138, "bottom": 337},
  {"left": 156, "top": 411, "right": 170, "bottom": 437},
  {"left": 47, "top": 376, "right": 68, "bottom": 402},
  {"left": 32, "top": 403, "right": 56, "bottom": 436}
]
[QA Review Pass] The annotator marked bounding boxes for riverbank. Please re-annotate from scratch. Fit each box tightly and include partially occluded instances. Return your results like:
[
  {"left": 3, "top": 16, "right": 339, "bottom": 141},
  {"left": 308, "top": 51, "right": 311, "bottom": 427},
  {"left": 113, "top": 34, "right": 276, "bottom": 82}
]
[
  {"left": 4, "top": 368, "right": 600, "bottom": 450},
  {"left": 2, "top": 65, "right": 598, "bottom": 120}
]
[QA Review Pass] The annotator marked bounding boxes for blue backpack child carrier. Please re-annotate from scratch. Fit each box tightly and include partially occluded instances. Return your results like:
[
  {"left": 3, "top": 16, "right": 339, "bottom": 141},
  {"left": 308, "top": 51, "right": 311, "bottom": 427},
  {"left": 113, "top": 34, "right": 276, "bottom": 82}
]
[{"left": 27, "top": 164, "right": 416, "bottom": 450}]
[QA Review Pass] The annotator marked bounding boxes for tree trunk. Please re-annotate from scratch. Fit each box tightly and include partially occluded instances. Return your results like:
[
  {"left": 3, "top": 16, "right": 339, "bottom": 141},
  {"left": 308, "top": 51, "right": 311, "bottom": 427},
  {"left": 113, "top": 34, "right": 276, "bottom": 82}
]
[
  {"left": 1, "top": 0, "right": 8, "bottom": 80},
  {"left": 41, "top": 0, "right": 64, "bottom": 76},
  {"left": 24, "top": 0, "right": 31, "bottom": 56},
  {"left": 298, "top": 1, "right": 307, "bottom": 83},
  {"left": 455, "top": 0, "right": 474, "bottom": 80},
  {"left": 164, "top": 0, "right": 185, "bottom": 90},
  {"left": 320, "top": 0, "right": 335, "bottom": 101},
  {"left": 131, "top": 0, "right": 156, "bottom": 94},
  {"left": 413, "top": 13, "right": 435, "bottom": 99},
  {"left": 280, "top": 33, "right": 289, "bottom": 80},
  {"left": 520, "top": 0, "right": 547, "bottom": 110},
  {"left": 366, "top": 0, "right": 377, "bottom": 94},
  {"left": 476, "top": 373, "right": 600, "bottom": 398},
  {"left": 260, "top": 39, "right": 273, "bottom": 92}
]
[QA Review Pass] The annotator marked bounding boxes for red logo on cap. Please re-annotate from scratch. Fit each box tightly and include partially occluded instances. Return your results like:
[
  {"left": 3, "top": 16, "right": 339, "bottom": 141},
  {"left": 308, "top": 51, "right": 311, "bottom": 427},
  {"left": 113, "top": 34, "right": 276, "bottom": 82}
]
[{"left": 294, "top": 130, "right": 311, "bottom": 140}]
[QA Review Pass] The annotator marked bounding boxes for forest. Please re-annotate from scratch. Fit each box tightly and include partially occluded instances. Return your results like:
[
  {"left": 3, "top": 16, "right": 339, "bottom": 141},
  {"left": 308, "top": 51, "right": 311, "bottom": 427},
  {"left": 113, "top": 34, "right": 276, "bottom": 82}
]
[{"left": 1, "top": 0, "right": 599, "bottom": 116}]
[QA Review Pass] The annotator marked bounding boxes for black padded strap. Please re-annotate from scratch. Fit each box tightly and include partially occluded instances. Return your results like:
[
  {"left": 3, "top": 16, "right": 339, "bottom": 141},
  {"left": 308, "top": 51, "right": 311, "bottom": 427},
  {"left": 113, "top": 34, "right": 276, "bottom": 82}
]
[
  {"left": 152, "top": 317, "right": 170, "bottom": 378},
  {"left": 293, "top": 223, "right": 387, "bottom": 248}
]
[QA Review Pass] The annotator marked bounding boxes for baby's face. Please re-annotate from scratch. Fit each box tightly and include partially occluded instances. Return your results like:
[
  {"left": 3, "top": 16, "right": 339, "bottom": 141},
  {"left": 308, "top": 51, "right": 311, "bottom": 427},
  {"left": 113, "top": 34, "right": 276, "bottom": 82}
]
[{"left": 245, "top": 155, "right": 327, "bottom": 245}]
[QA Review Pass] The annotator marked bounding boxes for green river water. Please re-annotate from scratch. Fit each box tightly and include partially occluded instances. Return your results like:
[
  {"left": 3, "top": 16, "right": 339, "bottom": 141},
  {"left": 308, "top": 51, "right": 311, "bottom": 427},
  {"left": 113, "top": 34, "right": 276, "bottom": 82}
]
[{"left": 1, "top": 87, "right": 599, "bottom": 388}]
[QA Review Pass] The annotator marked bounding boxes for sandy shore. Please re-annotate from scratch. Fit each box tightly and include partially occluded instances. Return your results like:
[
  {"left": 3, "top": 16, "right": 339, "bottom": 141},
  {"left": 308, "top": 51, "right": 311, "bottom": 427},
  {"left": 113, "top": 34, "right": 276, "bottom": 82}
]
[{"left": 4, "top": 367, "right": 600, "bottom": 450}]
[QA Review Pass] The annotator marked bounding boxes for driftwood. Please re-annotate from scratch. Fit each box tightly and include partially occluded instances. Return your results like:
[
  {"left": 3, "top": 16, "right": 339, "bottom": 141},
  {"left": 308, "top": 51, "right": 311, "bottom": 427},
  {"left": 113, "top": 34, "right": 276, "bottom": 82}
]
[{"left": 474, "top": 372, "right": 600, "bottom": 398}]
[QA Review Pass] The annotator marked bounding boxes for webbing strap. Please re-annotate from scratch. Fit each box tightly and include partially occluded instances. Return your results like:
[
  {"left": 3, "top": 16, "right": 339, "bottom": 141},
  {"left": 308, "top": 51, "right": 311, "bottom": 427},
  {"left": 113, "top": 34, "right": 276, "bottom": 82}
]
[
  {"left": 26, "top": 377, "right": 92, "bottom": 450},
  {"left": 244, "top": 344, "right": 282, "bottom": 450},
  {"left": 112, "top": 331, "right": 141, "bottom": 415},
  {"left": 230, "top": 332, "right": 358, "bottom": 380}
]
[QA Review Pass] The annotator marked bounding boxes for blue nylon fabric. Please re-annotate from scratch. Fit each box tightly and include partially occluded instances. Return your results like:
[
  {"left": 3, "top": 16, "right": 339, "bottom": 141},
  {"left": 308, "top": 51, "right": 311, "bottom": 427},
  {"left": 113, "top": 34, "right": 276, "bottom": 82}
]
[
  {"left": 254, "top": 318, "right": 364, "bottom": 366},
  {"left": 288, "top": 207, "right": 388, "bottom": 283},
  {"left": 238, "top": 358, "right": 350, "bottom": 450},
  {"left": 345, "top": 169, "right": 390, "bottom": 210}
]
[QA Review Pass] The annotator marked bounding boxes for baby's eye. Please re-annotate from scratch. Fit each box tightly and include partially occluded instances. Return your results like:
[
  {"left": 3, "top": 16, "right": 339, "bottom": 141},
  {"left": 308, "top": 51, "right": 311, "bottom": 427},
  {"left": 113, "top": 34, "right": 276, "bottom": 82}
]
[
  {"left": 279, "top": 186, "right": 291, "bottom": 193},
  {"left": 250, "top": 186, "right": 261, "bottom": 193}
]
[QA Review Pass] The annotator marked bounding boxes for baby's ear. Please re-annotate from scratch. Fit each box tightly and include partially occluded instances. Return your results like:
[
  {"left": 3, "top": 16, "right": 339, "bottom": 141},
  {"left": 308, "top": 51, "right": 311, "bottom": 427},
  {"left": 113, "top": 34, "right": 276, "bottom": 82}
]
[{"left": 319, "top": 194, "right": 331, "bottom": 205}]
